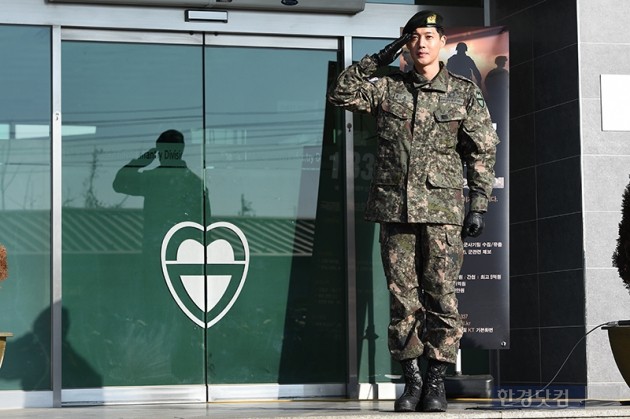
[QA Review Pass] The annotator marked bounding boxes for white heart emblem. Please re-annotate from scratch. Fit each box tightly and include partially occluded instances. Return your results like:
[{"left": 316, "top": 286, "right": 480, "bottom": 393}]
[{"left": 161, "top": 221, "right": 249, "bottom": 328}]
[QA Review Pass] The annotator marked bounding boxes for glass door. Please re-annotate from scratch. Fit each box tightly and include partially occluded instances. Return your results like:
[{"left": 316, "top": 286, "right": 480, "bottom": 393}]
[
  {"left": 203, "top": 43, "right": 345, "bottom": 386},
  {"left": 60, "top": 31, "right": 345, "bottom": 396},
  {"left": 61, "top": 33, "right": 206, "bottom": 388}
]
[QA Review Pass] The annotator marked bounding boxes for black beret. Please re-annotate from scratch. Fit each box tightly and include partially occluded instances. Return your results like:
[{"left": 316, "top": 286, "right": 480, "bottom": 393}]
[{"left": 403, "top": 10, "right": 444, "bottom": 34}]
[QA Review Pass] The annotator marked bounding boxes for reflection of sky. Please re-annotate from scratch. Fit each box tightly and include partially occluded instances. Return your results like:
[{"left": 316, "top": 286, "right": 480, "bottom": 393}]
[
  {"left": 59, "top": 43, "right": 334, "bottom": 218},
  {"left": 1, "top": 32, "right": 335, "bottom": 218},
  {"left": 0, "top": 26, "right": 51, "bottom": 211}
]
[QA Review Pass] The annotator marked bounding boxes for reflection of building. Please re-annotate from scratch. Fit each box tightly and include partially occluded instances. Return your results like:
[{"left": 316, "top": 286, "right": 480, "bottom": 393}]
[{"left": 0, "top": 0, "right": 628, "bottom": 409}]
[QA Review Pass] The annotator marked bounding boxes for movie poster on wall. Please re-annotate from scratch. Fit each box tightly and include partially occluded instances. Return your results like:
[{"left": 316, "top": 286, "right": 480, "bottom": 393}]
[{"left": 402, "top": 26, "right": 510, "bottom": 350}]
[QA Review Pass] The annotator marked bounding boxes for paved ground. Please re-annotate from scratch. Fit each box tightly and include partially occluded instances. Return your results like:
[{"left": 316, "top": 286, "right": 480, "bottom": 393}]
[{"left": 1, "top": 400, "right": 629, "bottom": 419}]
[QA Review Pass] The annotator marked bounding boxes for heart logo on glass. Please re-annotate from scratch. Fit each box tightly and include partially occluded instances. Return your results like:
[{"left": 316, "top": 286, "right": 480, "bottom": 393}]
[{"left": 161, "top": 221, "right": 250, "bottom": 328}]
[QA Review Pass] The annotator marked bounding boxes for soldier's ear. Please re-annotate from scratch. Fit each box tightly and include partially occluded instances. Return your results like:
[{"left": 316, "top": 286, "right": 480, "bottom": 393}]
[{"left": 441, "top": 35, "right": 447, "bottom": 47}]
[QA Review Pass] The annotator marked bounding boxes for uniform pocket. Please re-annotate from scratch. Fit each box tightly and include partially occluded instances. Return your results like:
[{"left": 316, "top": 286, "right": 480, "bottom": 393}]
[
  {"left": 433, "top": 107, "right": 466, "bottom": 150},
  {"left": 378, "top": 99, "right": 411, "bottom": 142},
  {"left": 374, "top": 100, "right": 410, "bottom": 186}
]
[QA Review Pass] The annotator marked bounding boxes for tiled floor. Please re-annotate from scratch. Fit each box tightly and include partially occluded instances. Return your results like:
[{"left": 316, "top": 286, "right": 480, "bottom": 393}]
[{"left": 1, "top": 400, "right": 629, "bottom": 419}]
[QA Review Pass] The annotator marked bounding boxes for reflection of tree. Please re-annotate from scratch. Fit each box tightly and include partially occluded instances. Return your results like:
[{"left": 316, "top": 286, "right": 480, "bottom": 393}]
[
  {"left": 0, "top": 137, "right": 18, "bottom": 211},
  {"left": 83, "top": 147, "right": 105, "bottom": 209},
  {"left": 239, "top": 193, "right": 255, "bottom": 217},
  {"left": 82, "top": 146, "right": 127, "bottom": 210}
]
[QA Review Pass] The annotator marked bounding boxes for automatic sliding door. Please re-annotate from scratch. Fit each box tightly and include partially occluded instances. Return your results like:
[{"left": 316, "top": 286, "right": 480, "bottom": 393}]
[
  {"left": 61, "top": 38, "right": 205, "bottom": 387},
  {"left": 203, "top": 45, "right": 347, "bottom": 385},
  {"left": 59, "top": 33, "right": 346, "bottom": 394}
]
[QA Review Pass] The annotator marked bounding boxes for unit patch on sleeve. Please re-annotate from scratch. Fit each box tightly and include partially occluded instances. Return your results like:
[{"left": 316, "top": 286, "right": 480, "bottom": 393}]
[{"left": 475, "top": 90, "right": 485, "bottom": 108}]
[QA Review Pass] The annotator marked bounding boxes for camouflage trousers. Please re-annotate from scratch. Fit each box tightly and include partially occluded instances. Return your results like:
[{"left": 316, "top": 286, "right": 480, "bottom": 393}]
[{"left": 379, "top": 222, "right": 464, "bottom": 364}]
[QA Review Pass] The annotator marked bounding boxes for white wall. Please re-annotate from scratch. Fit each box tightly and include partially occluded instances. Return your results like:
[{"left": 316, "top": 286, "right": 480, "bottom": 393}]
[{"left": 579, "top": 0, "right": 630, "bottom": 400}]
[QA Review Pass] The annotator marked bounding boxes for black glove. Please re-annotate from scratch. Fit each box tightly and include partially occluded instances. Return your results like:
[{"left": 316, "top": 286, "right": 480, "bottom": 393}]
[
  {"left": 462, "top": 211, "right": 485, "bottom": 238},
  {"left": 372, "top": 33, "right": 412, "bottom": 67}
]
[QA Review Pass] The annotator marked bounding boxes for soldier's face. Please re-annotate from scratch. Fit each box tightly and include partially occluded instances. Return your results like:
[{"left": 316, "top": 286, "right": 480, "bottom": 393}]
[{"left": 406, "top": 27, "right": 446, "bottom": 70}]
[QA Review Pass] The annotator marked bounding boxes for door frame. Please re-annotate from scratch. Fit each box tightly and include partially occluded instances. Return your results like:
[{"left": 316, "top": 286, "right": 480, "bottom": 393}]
[{"left": 55, "top": 28, "right": 350, "bottom": 406}]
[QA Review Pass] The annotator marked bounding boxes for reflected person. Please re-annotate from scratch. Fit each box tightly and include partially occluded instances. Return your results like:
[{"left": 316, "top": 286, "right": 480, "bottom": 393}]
[{"left": 113, "top": 129, "right": 210, "bottom": 261}]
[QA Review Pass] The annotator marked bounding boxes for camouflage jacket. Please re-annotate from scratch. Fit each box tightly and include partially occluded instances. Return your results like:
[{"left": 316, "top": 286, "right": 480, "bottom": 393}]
[{"left": 328, "top": 55, "right": 498, "bottom": 225}]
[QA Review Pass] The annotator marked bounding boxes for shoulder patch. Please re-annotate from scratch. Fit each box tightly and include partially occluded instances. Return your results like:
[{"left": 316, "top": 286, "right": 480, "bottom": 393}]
[{"left": 475, "top": 90, "right": 485, "bottom": 108}]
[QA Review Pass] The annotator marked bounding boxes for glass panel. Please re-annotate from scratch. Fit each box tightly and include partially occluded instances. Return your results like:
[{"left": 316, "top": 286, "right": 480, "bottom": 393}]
[
  {"left": 61, "top": 41, "right": 205, "bottom": 387},
  {"left": 204, "top": 47, "right": 346, "bottom": 384},
  {"left": 0, "top": 25, "right": 52, "bottom": 391},
  {"left": 351, "top": 39, "right": 398, "bottom": 385}
]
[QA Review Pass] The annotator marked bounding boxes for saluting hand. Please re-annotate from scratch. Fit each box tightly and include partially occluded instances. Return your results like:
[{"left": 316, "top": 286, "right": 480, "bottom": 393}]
[{"left": 372, "top": 33, "right": 412, "bottom": 67}]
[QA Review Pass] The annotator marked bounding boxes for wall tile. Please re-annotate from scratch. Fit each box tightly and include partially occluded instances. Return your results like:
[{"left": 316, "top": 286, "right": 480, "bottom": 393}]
[
  {"left": 536, "top": 157, "right": 582, "bottom": 218},
  {"left": 510, "top": 113, "right": 536, "bottom": 171},
  {"left": 534, "top": 100, "right": 580, "bottom": 164},
  {"left": 538, "top": 213, "right": 584, "bottom": 273},
  {"left": 540, "top": 326, "right": 587, "bottom": 384},
  {"left": 533, "top": 45, "right": 579, "bottom": 111},
  {"left": 510, "top": 61, "right": 535, "bottom": 118},
  {"left": 510, "top": 220, "right": 538, "bottom": 276},
  {"left": 510, "top": 274, "right": 540, "bottom": 329},
  {"left": 538, "top": 270, "right": 585, "bottom": 328},
  {"left": 499, "top": 328, "right": 541, "bottom": 384},
  {"left": 584, "top": 268, "right": 630, "bottom": 328},
  {"left": 578, "top": 43, "right": 630, "bottom": 100},
  {"left": 579, "top": 0, "right": 630, "bottom": 44},
  {"left": 492, "top": 1, "right": 537, "bottom": 22},
  {"left": 501, "top": 8, "right": 534, "bottom": 67},
  {"left": 582, "top": 155, "right": 630, "bottom": 213},
  {"left": 580, "top": 98, "right": 630, "bottom": 156},
  {"left": 510, "top": 167, "right": 537, "bottom": 223},
  {"left": 532, "top": 0, "right": 577, "bottom": 58},
  {"left": 583, "top": 211, "right": 621, "bottom": 269}
]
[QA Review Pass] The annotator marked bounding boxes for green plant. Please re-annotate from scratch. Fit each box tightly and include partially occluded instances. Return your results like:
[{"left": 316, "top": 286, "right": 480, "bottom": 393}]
[{"left": 613, "top": 180, "right": 630, "bottom": 293}]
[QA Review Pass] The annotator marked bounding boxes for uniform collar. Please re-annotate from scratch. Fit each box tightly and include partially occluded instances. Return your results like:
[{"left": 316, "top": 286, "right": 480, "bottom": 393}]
[{"left": 409, "top": 62, "right": 448, "bottom": 92}]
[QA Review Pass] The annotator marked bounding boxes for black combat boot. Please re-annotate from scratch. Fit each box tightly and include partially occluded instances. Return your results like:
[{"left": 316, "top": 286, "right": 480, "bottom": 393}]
[
  {"left": 394, "top": 358, "right": 422, "bottom": 412},
  {"left": 419, "top": 359, "right": 450, "bottom": 412}
]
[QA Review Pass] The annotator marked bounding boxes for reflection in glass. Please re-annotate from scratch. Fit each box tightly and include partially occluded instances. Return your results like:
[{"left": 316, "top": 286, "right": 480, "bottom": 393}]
[
  {"left": 351, "top": 38, "right": 398, "bottom": 386},
  {"left": 0, "top": 25, "right": 52, "bottom": 391},
  {"left": 204, "top": 47, "right": 347, "bottom": 384},
  {"left": 62, "top": 41, "right": 205, "bottom": 387}
]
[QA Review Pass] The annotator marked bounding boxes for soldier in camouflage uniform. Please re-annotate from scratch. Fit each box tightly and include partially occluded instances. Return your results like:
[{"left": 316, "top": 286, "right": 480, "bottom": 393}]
[{"left": 328, "top": 11, "right": 498, "bottom": 413}]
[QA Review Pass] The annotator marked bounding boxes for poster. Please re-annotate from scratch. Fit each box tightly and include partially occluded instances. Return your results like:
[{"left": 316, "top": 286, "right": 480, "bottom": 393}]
[
  {"left": 447, "top": 27, "right": 510, "bottom": 350},
  {"left": 401, "top": 26, "right": 510, "bottom": 350}
]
